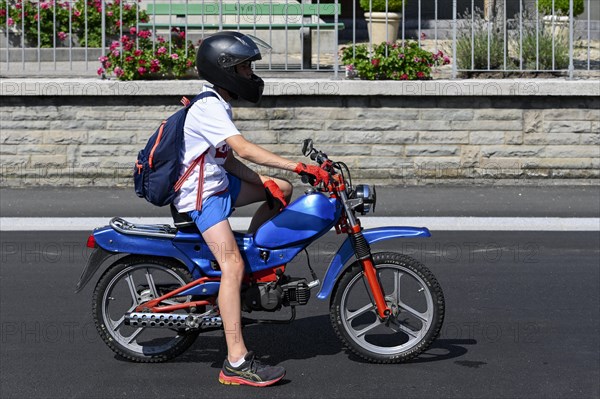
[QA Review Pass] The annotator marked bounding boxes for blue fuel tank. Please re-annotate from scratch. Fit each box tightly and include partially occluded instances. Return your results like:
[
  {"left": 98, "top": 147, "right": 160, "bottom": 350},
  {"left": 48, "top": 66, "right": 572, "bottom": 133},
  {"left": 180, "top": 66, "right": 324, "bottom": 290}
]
[{"left": 253, "top": 191, "right": 341, "bottom": 249}]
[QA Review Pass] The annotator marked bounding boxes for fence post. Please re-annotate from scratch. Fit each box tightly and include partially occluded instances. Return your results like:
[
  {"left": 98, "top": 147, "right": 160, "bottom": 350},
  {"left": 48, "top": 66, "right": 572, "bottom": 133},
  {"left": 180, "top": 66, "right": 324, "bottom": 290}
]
[
  {"left": 452, "top": 0, "right": 457, "bottom": 79},
  {"left": 568, "top": 0, "right": 574, "bottom": 79},
  {"left": 333, "top": 0, "right": 339, "bottom": 79},
  {"left": 587, "top": 0, "right": 591, "bottom": 70},
  {"left": 101, "top": 0, "right": 106, "bottom": 60},
  {"left": 519, "top": 0, "right": 523, "bottom": 71},
  {"left": 301, "top": 0, "right": 312, "bottom": 69}
]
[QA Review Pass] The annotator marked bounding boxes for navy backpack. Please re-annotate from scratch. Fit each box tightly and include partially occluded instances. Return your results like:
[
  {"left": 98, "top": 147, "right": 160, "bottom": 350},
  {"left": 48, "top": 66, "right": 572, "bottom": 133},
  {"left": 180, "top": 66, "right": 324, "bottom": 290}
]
[{"left": 134, "top": 91, "right": 217, "bottom": 207}]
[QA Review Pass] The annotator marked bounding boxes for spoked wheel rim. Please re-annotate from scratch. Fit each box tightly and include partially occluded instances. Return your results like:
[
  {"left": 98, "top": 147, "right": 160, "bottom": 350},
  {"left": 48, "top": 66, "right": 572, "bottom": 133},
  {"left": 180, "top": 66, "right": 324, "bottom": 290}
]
[
  {"left": 101, "top": 264, "right": 192, "bottom": 355},
  {"left": 340, "top": 263, "right": 435, "bottom": 356}
]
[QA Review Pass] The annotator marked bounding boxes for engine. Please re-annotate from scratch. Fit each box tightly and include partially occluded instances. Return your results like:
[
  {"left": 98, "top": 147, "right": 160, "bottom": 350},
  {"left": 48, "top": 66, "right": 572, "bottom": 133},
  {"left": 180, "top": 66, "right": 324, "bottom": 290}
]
[{"left": 242, "top": 278, "right": 311, "bottom": 312}]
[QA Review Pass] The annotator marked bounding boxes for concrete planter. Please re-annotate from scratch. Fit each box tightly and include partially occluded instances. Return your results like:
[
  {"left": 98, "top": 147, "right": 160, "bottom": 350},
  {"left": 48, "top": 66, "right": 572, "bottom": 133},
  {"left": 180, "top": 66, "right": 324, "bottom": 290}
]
[
  {"left": 0, "top": 29, "right": 76, "bottom": 48},
  {"left": 144, "top": 68, "right": 198, "bottom": 80},
  {"left": 364, "top": 12, "right": 402, "bottom": 44},
  {"left": 542, "top": 15, "right": 571, "bottom": 43},
  {"left": 0, "top": 29, "right": 25, "bottom": 48}
]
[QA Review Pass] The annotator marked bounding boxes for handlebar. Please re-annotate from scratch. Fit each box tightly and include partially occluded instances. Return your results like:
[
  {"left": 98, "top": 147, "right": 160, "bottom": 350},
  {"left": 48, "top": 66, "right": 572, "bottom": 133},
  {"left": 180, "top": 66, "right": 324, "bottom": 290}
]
[
  {"left": 309, "top": 150, "right": 329, "bottom": 167},
  {"left": 300, "top": 139, "right": 374, "bottom": 217},
  {"left": 300, "top": 138, "right": 347, "bottom": 191}
]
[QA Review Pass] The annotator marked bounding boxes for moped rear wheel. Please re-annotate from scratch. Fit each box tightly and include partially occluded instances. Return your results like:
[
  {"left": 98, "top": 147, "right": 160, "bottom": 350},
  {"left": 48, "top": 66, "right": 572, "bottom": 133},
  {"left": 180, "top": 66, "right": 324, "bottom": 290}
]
[
  {"left": 330, "top": 252, "right": 444, "bottom": 363},
  {"left": 92, "top": 256, "right": 201, "bottom": 362}
]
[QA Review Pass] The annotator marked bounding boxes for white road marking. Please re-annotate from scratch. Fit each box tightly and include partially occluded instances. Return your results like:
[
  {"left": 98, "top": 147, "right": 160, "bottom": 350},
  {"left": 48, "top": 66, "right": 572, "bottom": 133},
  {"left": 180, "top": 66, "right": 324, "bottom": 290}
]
[{"left": 1, "top": 217, "right": 598, "bottom": 231}]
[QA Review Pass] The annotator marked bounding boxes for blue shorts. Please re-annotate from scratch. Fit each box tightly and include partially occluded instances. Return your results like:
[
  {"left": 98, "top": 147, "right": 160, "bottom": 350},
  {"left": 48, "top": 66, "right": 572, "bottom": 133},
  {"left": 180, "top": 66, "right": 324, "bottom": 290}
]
[{"left": 188, "top": 174, "right": 242, "bottom": 233}]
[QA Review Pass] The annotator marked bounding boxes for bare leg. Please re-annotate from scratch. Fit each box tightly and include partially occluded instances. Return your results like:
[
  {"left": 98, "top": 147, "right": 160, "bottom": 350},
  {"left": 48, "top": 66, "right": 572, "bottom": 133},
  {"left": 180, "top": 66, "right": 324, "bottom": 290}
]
[
  {"left": 202, "top": 219, "right": 247, "bottom": 362},
  {"left": 235, "top": 176, "right": 293, "bottom": 233}
]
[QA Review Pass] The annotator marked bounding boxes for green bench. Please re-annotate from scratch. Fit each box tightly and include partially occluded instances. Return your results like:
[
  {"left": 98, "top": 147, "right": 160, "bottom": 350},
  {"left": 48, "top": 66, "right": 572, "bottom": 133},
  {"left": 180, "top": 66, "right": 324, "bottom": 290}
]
[{"left": 138, "top": 2, "right": 344, "bottom": 69}]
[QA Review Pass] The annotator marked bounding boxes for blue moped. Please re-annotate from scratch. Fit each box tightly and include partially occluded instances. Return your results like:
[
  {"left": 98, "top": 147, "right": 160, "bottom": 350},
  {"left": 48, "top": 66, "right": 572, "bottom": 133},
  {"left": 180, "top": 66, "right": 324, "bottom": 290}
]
[{"left": 76, "top": 139, "right": 445, "bottom": 363}]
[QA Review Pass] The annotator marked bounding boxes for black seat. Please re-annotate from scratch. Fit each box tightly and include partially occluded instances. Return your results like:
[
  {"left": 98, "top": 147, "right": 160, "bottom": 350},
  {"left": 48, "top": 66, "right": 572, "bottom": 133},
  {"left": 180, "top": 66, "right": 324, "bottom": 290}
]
[
  {"left": 169, "top": 203, "right": 196, "bottom": 229},
  {"left": 169, "top": 204, "right": 247, "bottom": 235}
]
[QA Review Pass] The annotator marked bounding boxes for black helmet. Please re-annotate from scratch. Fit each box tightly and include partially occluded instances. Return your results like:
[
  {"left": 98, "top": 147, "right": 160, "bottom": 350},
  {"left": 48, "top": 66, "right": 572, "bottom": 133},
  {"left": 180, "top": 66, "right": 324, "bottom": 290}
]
[{"left": 196, "top": 31, "right": 265, "bottom": 103}]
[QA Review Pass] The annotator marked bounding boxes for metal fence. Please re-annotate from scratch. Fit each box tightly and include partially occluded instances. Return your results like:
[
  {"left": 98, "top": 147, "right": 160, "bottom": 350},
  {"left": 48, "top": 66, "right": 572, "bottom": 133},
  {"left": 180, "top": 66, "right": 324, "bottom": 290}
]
[{"left": 1, "top": 0, "right": 598, "bottom": 79}]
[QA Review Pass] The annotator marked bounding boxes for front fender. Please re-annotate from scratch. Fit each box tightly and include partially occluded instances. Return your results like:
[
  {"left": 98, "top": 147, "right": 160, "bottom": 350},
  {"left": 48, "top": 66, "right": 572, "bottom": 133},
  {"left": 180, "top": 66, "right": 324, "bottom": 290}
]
[{"left": 316, "top": 226, "right": 431, "bottom": 300}]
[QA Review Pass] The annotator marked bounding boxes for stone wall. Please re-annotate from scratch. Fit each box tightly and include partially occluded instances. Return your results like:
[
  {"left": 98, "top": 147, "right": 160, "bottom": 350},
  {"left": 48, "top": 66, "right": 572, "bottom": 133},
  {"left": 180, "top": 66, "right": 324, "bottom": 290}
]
[{"left": 0, "top": 79, "right": 598, "bottom": 187}]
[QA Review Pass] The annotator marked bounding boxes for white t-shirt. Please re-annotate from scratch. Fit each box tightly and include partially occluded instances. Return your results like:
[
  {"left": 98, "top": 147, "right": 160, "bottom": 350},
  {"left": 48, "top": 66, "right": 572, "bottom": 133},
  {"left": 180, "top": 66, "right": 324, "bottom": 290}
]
[{"left": 173, "top": 85, "right": 241, "bottom": 212}]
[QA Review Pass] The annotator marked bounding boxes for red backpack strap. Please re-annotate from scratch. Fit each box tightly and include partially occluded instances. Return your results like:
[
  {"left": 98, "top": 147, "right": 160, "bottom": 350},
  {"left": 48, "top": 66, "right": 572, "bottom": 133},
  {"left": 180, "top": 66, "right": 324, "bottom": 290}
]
[
  {"left": 174, "top": 151, "right": 206, "bottom": 192},
  {"left": 195, "top": 154, "right": 207, "bottom": 211},
  {"left": 173, "top": 150, "right": 208, "bottom": 211},
  {"left": 148, "top": 120, "right": 167, "bottom": 169}
]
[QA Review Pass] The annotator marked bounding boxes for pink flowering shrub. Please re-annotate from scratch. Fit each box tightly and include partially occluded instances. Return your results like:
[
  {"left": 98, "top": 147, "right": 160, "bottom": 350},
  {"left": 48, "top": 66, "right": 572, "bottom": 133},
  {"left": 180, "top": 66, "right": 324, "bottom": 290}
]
[
  {"left": 99, "top": 28, "right": 195, "bottom": 80},
  {"left": 72, "top": 0, "right": 148, "bottom": 47},
  {"left": 340, "top": 40, "right": 450, "bottom": 80},
  {"left": 0, "top": 0, "right": 147, "bottom": 48},
  {"left": 0, "top": 1, "right": 16, "bottom": 28},
  {"left": 1, "top": 0, "right": 70, "bottom": 47}
]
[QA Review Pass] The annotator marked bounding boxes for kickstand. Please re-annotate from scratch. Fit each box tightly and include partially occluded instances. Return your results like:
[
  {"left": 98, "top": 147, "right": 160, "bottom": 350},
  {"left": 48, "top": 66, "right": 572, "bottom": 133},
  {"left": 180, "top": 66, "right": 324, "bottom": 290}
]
[{"left": 242, "top": 306, "right": 296, "bottom": 326}]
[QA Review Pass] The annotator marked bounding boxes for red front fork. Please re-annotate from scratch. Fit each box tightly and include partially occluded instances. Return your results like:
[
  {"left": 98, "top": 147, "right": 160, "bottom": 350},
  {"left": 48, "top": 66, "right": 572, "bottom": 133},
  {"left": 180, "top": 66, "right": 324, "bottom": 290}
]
[
  {"left": 330, "top": 173, "right": 390, "bottom": 319},
  {"left": 348, "top": 226, "right": 391, "bottom": 320},
  {"left": 361, "top": 257, "right": 391, "bottom": 319}
]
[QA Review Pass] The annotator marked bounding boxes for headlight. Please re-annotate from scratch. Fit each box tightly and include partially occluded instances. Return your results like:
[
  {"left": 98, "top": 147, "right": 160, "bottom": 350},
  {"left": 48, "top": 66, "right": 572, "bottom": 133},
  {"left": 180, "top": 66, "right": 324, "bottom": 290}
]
[{"left": 352, "top": 184, "right": 377, "bottom": 215}]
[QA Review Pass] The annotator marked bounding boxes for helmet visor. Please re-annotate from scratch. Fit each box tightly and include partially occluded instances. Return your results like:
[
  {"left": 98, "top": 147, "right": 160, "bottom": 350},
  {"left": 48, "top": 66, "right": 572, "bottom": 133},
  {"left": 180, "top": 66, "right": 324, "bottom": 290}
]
[
  {"left": 217, "top": 34, "right": 272, "bottom": 68},
  {"left": 245, "top": 34, "right": 272, "bottom": 56}
]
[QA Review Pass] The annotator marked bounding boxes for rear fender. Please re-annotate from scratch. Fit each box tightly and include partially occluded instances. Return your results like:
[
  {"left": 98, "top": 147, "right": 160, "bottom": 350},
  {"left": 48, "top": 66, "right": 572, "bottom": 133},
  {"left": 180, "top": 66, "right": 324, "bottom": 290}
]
[
  {"left": 74, "top": 226, "right": 195, "bottom": 293},
  {"left": 93, "top": 225, "right": 184, "bottom": 257},
  {"left": 74, "top": 246, "right": 115, "bottom": 293},
  {"left": 316, "top": 226, "right": 431, "bottom": 300}
]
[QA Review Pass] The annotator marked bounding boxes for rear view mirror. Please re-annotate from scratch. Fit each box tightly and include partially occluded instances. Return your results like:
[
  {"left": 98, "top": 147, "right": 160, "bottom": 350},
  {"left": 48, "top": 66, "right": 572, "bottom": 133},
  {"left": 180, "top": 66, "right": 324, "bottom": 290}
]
[{"left": 302, "top": 139, "right": 314, "bottom": 157}]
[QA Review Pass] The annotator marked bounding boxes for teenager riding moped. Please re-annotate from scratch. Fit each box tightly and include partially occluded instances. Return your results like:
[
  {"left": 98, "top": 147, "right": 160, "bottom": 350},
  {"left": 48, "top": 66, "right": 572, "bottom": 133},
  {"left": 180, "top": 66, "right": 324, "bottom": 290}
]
[{"left": 76, "top": 139, "right": 445, "bottom": 364}]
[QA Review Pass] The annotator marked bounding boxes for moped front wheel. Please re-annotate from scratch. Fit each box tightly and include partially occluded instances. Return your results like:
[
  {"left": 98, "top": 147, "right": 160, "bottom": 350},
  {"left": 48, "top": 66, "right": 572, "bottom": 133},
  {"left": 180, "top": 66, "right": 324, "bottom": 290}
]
[
  {"left": 92, "top": 256, "right": 201, "bottom": 363},
  {"left": 330, "top": 252, "right": 444, "bottom": 363}
]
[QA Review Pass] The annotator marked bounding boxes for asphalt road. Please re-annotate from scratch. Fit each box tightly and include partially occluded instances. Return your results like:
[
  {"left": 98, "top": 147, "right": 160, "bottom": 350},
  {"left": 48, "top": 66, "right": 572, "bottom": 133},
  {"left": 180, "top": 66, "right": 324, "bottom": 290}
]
[
  {"left": 1, "top": 230, "right": 599, "bottom": 399},
  {"left": 1, "top": 185, "right": 599, "bottom": 398},
  {"left": 1, "top": 185, "right": 600, "bottom": 217}
]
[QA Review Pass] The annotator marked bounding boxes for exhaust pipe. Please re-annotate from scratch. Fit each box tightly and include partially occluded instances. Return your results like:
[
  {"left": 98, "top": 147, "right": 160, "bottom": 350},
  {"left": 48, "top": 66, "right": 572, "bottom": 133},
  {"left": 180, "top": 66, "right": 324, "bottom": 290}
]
[{"left": 124, "top": 312, "right": 222, "bottom": 330}]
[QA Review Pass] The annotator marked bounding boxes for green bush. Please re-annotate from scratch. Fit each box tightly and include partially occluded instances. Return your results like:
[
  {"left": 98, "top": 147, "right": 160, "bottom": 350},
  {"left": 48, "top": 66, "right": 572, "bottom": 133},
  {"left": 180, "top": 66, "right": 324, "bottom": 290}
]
[
  {"left": 518, "top": 20, "right": 569, "bottom": 70},
  {"left": 341, "top": 40, "right": 449, "bottom": 80},
  {"left": 456, "top": 9, "right": 505, "bottom": 70},
  {"left": 456, "top": 31, "right": 505, "bottom": 70},
  {"left": 359, "top": 0, "right": 405, "bottom": 13},
  {"left": 538, "top": 0, "right": 584, "bottom": 17}
]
